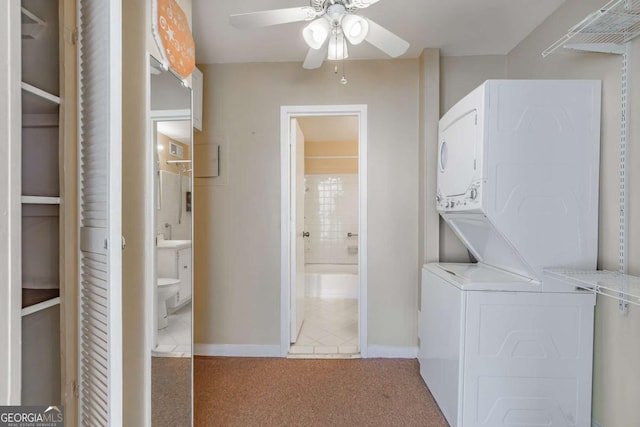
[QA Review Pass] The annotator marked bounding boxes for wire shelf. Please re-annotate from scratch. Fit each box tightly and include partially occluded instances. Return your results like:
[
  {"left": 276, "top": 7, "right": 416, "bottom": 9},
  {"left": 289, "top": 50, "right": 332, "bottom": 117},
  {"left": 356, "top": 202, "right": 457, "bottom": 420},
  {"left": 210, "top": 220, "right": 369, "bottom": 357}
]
[
  {"left": 543, "top": 0, "right": 640, "bottom": 56},
  {"left": 546, "top": 269, "right": 640, "bottom": 307}
]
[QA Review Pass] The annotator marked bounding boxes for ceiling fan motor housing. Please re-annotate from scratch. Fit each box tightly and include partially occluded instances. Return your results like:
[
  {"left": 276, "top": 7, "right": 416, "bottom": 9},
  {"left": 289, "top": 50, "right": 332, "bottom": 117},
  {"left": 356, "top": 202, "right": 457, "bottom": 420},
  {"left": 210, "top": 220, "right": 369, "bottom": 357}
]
[
  {"left": 310, "top": 0, "right": 325, "bottom": 13},
  {"left": 312, "top": 0, "right": 375, "bottom": 14}
]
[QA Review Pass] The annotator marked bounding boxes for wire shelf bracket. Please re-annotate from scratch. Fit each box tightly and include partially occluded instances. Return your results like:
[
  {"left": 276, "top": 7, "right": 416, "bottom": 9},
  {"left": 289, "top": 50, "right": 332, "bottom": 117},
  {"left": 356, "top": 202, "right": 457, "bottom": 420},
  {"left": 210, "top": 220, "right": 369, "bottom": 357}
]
[{"left": 542, "top": 0, "right": 640, "bottom": 57}]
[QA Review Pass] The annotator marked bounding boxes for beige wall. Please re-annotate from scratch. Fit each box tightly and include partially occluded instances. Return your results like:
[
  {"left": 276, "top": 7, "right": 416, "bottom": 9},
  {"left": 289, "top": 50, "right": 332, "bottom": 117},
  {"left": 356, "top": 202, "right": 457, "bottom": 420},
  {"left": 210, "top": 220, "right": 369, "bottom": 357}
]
[
  {"left": 194, "top": 59, "right": 420, "bottom": 349},
  {"left": 305, "top": 158, "right": 358, "bottom": 175},
  {"left": 418, "top": 49, "right": 440, "bottom": 267},
  {"left": 440, "top": 0, "right": 640, "bottom": 424},
  {"left": 157, "top": 132, "right": 191, "bottom": 174},
  {"left": 305, "top": 140, "right": 358, "bottom": 175},
  {"left": 123, "top": 0, "right": 147, "bottom": 424},
  {"left": 305, "top": 140, "right": 358, "bottom": 156},
  {"left": 440, "top": 55, "right": 507, "bottom": 113}
]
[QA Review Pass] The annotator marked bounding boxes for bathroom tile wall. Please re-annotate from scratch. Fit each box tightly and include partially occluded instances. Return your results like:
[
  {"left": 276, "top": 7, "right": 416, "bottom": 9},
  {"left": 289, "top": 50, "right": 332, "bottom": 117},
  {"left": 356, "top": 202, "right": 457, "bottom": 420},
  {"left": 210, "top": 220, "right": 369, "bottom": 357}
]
[
  {"left": 157, "top": 170, "right": 192, "bottom": 240},
  {"left": 304, "top": 174, "right": 358, "bottom": 264}
]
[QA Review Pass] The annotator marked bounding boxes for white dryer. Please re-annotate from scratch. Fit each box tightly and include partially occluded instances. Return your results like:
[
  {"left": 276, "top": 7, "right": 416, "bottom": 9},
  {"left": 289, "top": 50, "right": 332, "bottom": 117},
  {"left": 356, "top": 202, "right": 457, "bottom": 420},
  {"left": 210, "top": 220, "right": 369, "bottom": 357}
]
[{"left": 419, "top": 80, "right": 602, "bottom": 427}]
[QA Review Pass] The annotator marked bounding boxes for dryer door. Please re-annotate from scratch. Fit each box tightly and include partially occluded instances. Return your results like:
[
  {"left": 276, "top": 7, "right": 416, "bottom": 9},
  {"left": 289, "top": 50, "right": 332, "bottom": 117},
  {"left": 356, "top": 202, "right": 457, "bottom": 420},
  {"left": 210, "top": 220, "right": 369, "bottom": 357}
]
[{"left": 438, "top": 109, "right": 480, "bottom": 200}]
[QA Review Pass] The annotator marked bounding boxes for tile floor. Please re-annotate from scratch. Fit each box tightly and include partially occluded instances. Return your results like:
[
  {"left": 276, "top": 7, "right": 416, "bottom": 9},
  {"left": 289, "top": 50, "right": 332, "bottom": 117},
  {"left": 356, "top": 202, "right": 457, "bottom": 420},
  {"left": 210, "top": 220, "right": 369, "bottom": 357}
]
[
  {"left": 290, "top": 297, "right": 358, "bottom": 356},
  {"left": 154, "top": 302, "right": 192, "bottom": 358}
]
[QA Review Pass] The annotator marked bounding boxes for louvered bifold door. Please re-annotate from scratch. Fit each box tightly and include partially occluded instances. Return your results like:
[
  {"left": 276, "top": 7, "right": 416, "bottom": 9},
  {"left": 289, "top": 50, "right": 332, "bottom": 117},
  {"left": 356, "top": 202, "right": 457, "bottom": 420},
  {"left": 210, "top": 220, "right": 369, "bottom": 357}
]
[{"left": 77, "top": 0, "right": 122, "bottom": 425}]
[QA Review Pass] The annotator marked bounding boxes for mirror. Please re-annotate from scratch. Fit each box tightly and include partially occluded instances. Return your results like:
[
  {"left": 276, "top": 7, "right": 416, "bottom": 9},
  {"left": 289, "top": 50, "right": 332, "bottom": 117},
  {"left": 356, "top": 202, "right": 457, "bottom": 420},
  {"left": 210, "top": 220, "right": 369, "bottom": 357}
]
[{"left": 148, "top": 55, "right": 193, "bottom": 425}]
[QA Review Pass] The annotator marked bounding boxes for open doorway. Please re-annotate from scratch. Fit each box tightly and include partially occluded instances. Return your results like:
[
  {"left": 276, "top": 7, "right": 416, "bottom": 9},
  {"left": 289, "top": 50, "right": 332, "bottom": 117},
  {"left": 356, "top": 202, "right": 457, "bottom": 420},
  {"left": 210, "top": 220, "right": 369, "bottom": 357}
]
[{"left": 280, "top": 105, "right": 368, "bottom": 358}]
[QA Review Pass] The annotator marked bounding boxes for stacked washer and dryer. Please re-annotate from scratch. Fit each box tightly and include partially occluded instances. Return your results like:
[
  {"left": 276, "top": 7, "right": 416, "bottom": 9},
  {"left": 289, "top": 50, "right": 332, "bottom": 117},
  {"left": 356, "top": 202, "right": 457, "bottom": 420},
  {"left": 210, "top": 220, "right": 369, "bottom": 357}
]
[{"left": 419, "top": 80, "right": 602, "bottom": 427}]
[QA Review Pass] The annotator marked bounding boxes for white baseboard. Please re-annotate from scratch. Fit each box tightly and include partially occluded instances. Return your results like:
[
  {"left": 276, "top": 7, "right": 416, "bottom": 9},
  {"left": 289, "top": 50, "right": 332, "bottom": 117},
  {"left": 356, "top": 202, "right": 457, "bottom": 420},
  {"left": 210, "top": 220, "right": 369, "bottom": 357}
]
[
  {"left": 194, "top": 344, "right": 281, "bottom": 358},
  {"left": 367, "top": 345, "right": 418, "bottom": 359}
]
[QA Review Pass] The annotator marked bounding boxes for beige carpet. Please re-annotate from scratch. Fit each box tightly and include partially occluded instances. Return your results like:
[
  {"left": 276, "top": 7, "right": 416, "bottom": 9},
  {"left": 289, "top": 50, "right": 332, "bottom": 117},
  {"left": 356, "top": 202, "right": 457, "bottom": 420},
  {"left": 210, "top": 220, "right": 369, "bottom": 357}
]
[
  {"left": 152, "top": 357, "right": 192, "bottom": 426},
  {"left": 194, "top": 357, "right": 447, "bottom": 427}
]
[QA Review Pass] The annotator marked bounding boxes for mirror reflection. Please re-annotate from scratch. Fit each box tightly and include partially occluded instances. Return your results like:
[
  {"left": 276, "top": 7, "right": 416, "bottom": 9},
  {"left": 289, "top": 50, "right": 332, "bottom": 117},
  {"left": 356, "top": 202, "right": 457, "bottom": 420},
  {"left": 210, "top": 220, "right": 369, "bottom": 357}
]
[{"left": 149, "top": 56, "right": 192, "bottom": 426}]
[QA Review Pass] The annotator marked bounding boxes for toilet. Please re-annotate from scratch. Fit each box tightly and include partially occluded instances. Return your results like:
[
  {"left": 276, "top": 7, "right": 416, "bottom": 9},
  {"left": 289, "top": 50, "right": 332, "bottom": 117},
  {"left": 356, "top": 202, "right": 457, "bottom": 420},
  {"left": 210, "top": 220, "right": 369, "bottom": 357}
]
[{"left": 157, "top": 278, "right": 180, "bottom": 329}]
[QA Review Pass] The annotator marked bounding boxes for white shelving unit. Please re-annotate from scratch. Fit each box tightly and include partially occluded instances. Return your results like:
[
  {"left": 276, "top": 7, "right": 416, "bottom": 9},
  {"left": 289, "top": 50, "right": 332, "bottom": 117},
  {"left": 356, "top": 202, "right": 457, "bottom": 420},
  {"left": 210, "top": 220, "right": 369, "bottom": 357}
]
[
  {"left": 21, "top": 0, "right": 61, "bottom": 297},
  {"left": 543, "top": 0, "right": 640, "bottom": 314},
  {"left": 19, "top": 0, "right": 62, "bottom": 406},
  {"left": 543, "top": 0, "right": 640, "bottom": 56}
]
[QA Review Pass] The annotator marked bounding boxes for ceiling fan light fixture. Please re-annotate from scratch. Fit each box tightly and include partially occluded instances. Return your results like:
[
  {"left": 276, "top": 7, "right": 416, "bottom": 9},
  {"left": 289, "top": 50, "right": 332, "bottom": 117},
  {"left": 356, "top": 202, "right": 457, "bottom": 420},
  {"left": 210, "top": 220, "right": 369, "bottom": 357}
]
[
  {"left": 328, "top": 32, "right": 349, "bottom": 60},
  {"left": 341, "top": 14, "right": 369, "bottom": 45},
  {"left": 303, "top": 18, "right": 330, "bottom": 49}
]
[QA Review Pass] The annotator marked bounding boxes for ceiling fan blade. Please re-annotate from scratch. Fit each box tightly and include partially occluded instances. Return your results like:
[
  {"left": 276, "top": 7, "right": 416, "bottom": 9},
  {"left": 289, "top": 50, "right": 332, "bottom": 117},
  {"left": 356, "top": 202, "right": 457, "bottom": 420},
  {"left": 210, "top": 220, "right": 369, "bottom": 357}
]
[
  {"left": 350, "top": 0, "right": 381, "bottom": 8},
  {"left": 303, "top": 44, "right": 328, "bottom": 69},
  {"left": 229, "top": 7, "right": 317, "bottom": 29},
  {"left": 364, "top": 18, "right": 409, "bottom": 58}
]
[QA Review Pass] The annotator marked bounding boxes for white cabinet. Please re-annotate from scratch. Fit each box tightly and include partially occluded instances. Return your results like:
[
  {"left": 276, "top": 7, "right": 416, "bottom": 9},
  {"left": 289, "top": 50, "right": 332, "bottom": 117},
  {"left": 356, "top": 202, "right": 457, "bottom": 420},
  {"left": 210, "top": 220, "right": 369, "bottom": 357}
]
[{"left": 158, "top": 245, "right": 192, "bottom": 308}]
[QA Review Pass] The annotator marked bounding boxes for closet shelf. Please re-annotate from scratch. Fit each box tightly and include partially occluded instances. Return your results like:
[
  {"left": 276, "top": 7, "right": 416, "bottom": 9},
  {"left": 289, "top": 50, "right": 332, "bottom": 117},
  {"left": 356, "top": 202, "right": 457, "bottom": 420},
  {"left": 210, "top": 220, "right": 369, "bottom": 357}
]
[
  {"left": 21, "top": 196, "right": 61, "bottom": 205},
  {"left": 21, "top": 7, "right": 47, "bottom": 40},
  {"left": 545, "top": 269, "right": 640, "bottom": 306},
  {"left": 543, "top": 0, "right": 640, "bottom": 56},
  {"left": 21, "top": 82, "right": 60, "bottom": 105},
  {"left": 22, "top": 288, "right": 60, "bottom": 316},
  {"left": 22, "top": 114, "right": 59, "bottom": 128}
]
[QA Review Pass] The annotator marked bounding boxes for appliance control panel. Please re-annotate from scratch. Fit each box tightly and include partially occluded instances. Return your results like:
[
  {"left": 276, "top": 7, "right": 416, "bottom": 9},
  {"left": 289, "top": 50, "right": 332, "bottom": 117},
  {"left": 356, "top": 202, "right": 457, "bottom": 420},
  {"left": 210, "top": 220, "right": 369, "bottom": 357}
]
[{"left": 437, "top": 181, "right": 482, "bottom": 212}]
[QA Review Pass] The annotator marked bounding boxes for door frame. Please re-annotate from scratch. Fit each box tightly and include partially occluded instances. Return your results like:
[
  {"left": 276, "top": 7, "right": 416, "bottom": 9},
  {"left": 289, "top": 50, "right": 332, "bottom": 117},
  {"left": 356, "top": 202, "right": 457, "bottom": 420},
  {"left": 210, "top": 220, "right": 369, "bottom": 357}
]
[{"left": 280, "top": 104, "right": 368, "bottom": 357}]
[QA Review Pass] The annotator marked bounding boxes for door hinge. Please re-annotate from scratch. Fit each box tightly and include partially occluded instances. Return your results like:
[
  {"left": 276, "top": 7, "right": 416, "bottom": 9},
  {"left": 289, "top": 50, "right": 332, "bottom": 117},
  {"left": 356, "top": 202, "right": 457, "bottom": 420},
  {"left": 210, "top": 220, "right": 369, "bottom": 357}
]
[
  {"left": 104, "top": 239, "right": 108, "bottom": 250},
  {"left": 73, "top": 380, "right": 79, "bottom": 399},
  {"left": 64, "top": 27, "right": 78, "bottom": 45}
]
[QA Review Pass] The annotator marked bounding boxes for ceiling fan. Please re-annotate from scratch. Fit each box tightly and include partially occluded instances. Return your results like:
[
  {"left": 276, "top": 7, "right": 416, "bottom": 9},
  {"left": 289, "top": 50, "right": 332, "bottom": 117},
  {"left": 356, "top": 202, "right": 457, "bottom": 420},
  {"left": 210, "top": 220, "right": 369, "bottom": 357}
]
[{"left": 229, "top": 0, "right": 410, "bottom": 69}]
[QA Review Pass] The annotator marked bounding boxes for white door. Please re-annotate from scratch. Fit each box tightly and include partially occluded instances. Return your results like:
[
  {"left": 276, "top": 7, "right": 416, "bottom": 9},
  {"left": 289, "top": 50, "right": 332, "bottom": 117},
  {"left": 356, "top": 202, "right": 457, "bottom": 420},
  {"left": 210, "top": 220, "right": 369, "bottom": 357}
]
[
  {"left": 290, "top": 119, "right": 305, "bottom": 343},
  {"left": 77, "top": 0, "right": 123, "bottom": 424}
]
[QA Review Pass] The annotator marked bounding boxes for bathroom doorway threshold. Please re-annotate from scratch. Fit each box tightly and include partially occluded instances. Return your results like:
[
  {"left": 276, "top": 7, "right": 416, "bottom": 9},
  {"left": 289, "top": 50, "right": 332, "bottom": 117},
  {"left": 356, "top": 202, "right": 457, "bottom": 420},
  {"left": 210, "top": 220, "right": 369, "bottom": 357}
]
[{"left": 287, "top": 353, "right": 361, "bottom": 360}]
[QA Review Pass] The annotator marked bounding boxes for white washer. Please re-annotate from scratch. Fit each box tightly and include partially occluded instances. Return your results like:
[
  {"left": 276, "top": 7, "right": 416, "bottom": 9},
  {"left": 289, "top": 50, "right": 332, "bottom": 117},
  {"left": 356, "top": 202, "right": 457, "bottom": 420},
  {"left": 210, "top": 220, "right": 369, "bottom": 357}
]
[{"left": 419, "top": 263, "right": 595, "bottom": 427}]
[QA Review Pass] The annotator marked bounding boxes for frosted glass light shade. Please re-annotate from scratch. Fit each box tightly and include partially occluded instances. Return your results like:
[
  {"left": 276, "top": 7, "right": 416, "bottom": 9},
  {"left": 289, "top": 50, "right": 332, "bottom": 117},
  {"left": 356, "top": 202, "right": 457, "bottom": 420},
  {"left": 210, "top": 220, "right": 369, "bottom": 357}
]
[
  {"left": 341, "top": 14, "right": 369, "bottom": 45},
  {"left": 328, "top": 33, "right": 349, "bottom": 60},
  {"left": 303, "top": 18, "right": 331, "bottom": 49}
]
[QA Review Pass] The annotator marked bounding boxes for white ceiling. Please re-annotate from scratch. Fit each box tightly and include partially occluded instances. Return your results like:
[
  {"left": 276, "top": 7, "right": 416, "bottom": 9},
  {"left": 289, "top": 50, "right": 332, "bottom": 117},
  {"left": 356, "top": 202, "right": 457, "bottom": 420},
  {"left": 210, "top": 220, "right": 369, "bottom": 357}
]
[
  {"left": 192, "top": 0, "right": 566, "bottom": 64},
  {"left": 157, "top": 121, "right": 191, "bottom": 144}
]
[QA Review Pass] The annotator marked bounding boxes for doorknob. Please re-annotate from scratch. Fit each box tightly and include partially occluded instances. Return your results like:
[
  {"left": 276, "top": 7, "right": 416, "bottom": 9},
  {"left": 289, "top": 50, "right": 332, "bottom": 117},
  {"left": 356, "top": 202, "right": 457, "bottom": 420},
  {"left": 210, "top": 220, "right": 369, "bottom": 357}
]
[{"left": 302, "top": 231, "right": 310, "bottom": 238}]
